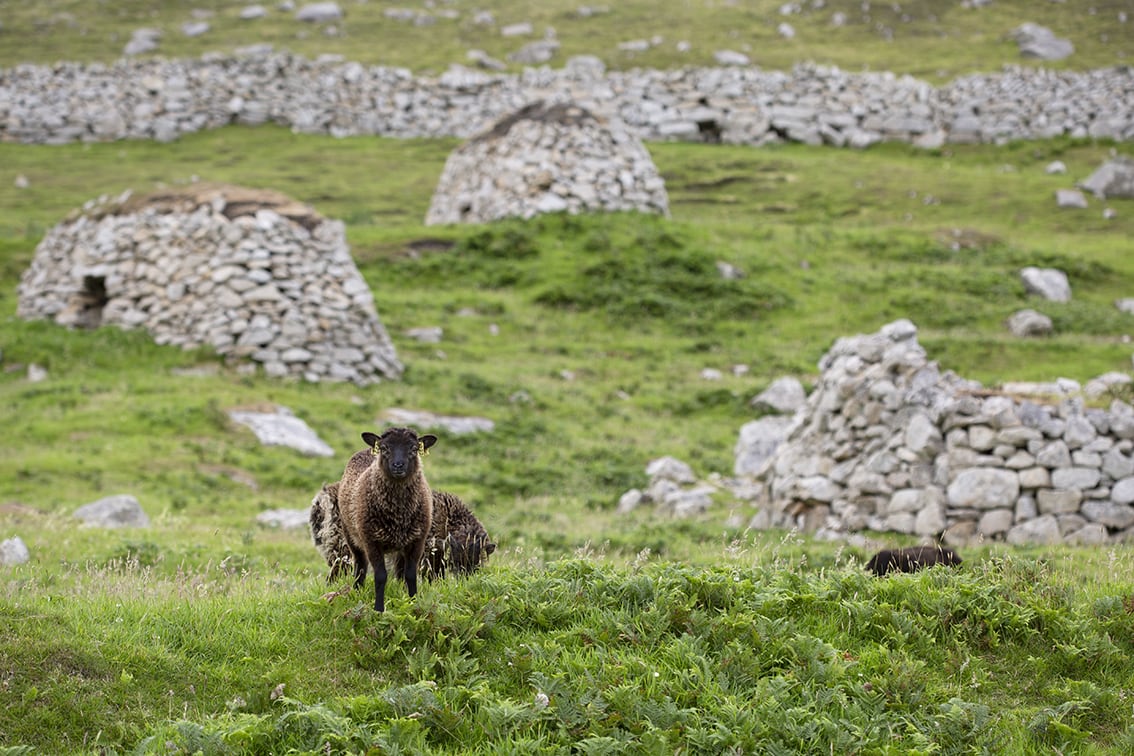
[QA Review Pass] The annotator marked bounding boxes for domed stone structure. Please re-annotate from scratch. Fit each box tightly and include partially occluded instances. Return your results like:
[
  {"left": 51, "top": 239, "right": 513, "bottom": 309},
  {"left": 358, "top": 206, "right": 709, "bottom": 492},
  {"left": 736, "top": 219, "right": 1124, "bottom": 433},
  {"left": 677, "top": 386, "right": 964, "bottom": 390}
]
[
  {"left": 17, "top": 183, "right": 402, "bottom": 385},
  {"left": 425, "top": 100, "right": 669, "bottom": 225}
]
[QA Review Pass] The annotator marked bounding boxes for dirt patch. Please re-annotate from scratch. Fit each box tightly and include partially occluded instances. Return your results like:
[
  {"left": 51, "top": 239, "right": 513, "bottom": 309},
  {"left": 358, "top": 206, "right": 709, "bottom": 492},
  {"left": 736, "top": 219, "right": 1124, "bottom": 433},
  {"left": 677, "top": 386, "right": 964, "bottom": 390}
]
[{"left": 77, "top": 182, "right": 325, "bottom": 231}]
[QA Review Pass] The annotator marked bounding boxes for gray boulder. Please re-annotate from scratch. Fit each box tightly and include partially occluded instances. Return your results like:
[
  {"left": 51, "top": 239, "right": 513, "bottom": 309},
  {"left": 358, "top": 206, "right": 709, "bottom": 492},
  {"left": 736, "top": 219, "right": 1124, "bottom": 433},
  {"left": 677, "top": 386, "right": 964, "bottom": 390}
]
[
  {"left": 750, "top": 376, "right": 806, "bottom": 414},
  {"left": 73, "top": 495, "right": 150, "bottom": 528},
  {"left": 1079, "top": 158, "right": 1134, "bottom": 200},
  {"left": 508, "top": 39, "right": 560, "bottom": 65},
  {"left": 228, "top": 406, "right": 334, "bottom": 456},
  {"left": 1020, "top": 266, "right": 1071, "bottom": 302},
  {"left": 1055, "top": 189, "right": 1088, "bottom": 208},
  {"left": 1011, "top": 23, "right": 1073, "bottom": 61},
  {"left": 713, "top": 50, "right": 750, "bottom": 66},
  {"left": 1, "top": 536, "right": 30, "bottom": 566},
  {"left": 1007, "top": 309, "right": 1053, "bottom": 337},
  {"left": 256, "top": 509, "right": 310, "bottom": 530},
  {"left": 296, "top": 2, "right": 342, "bottom": 22},
  {"left": 124, "top": 28, "right": 161, "bottom": 56},
  {"left": 380, "top": 407, "right": 495, "bottom": 435}
]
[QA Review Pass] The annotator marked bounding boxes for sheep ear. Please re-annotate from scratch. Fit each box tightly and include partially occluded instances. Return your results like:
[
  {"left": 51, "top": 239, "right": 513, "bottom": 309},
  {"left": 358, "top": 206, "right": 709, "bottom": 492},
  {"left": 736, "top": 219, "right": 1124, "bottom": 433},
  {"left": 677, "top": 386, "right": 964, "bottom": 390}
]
[
  {"left": 419, "top": 434, "right": 438, "bottom": 451},
  {"left": 362, "top": 431, "right": 381, "bottom": 448}
]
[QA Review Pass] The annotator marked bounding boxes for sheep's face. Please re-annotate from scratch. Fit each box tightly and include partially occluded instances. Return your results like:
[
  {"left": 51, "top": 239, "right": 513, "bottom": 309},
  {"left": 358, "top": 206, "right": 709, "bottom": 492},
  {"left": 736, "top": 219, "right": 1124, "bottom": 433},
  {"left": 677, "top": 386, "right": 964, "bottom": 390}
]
[{"left": 363, "top": 428, "right": 438, "bottom": 480}]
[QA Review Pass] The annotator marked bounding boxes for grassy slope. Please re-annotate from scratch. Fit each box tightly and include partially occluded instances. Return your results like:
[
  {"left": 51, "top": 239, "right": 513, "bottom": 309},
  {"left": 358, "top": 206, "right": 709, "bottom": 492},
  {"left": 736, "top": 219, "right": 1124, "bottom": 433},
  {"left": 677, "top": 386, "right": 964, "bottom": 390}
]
[{"left": 2, "top": 1, "right": 1134, "bottom": 752}]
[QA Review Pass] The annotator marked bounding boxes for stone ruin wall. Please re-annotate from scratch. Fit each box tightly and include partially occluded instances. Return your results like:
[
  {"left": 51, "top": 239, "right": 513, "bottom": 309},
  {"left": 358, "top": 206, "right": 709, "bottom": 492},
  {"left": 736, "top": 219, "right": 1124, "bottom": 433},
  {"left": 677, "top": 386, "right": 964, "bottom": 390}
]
[
  {"left": 16, "top": 185, "right": 403, "bottom": 385},
  {"left": 748, "top": 320, "right": 1134, "bottom": 547},
  {"left": 2, "top": 53, "right": 1132, "bottom": 148},
  {"left": 425, "top": 101, "right": 669, "bottom": 225}
]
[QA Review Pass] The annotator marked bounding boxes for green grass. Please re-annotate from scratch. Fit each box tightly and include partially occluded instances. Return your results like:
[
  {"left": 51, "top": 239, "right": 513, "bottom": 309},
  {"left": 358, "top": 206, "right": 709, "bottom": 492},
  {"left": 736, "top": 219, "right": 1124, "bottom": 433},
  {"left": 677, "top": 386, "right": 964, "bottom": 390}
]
[
  {"left": 0, "top": 0, "right": 1130, "bottom": 80},
  {"left": 4, "top": 2, "right": 1134, "bottom": 752},
  {"left": 2, "top": 124, "right": 1134, "bottom": 754}
]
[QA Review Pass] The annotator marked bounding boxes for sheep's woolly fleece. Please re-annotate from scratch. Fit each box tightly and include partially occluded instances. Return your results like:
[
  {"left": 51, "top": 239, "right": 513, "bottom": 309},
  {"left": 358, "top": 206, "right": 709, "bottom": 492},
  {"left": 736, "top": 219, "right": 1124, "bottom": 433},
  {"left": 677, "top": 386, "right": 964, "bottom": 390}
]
[{"left": 309, "top": 481, "right": 494, "bottom": 581}]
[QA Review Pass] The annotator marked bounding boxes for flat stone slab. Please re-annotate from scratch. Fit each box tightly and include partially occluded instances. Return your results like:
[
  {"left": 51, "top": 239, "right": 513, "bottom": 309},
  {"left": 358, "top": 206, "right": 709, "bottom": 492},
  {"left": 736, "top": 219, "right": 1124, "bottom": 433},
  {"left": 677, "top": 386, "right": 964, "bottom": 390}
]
[
  {"left": 380, "top": 407, "right": 495, "bottom": 435},
  {"left": 229, "top": 406, "right": 335, "bottom": 456}
]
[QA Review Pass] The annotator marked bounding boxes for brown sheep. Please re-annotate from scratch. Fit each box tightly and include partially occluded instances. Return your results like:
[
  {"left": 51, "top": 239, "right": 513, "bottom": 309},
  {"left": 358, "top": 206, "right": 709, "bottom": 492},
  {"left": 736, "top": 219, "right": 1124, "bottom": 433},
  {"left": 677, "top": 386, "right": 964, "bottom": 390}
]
[
  {"left": 336, "top": 427, "right": 437, "bottom": 611},
  {"left": 310, "top": 479, "right": 493, "bottom": 582},
  {"left": 421, "top": 490, "right": 497, "bottom": 580},
  {"left": 866, "top": 545, "right": 962, "bottom": 576}
]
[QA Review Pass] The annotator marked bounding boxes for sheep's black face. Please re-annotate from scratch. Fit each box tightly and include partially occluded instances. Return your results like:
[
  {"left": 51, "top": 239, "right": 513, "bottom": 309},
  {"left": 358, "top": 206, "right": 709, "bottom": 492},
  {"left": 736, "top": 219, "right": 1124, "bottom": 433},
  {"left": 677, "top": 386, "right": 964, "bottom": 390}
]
[{"left": 363, "top": 428, "right": 438, "bottom": 480}]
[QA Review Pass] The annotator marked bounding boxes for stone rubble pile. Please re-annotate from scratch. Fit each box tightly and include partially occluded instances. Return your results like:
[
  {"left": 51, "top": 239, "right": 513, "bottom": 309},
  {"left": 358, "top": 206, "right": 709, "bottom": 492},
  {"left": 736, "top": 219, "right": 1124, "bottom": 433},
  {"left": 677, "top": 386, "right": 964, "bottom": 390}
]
[
  {"left": 2, "top": 52, "right": 1132, "bottom": 147},
  {"left": 16, "top": 183, "right": 403, "bottom": 385},
  {"left": 746, "top": 320, "right": 1134, "bottom": 546},
  {"left": 425, "top": 101, "right": 668, "bottom": 224}
]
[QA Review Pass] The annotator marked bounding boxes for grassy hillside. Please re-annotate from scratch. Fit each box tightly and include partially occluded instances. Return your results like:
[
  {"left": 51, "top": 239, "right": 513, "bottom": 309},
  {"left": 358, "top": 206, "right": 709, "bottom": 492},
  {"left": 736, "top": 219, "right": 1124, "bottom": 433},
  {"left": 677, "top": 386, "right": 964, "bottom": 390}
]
[
  {"left": 2, "top": 123, "right": 1133, "bottom": 755},
  {"left": 3, "top": 1, "right": 1134, "bottom": 753},
  {"left": 1, "top": 0, "right": 1131, "bottom": 79}
]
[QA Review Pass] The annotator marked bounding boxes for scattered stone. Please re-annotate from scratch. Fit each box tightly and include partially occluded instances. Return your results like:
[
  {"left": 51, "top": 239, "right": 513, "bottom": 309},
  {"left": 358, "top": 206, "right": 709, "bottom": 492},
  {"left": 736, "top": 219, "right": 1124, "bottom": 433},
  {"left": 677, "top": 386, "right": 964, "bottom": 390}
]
[
  {"left": 713, "top": 50, "right": 750, "bottom": 66},
  {"left": 27, "top": 364, "right": 47, "bottom": 382},
  {"left": 124, "top": 28, "right": 161, "bottom": 56},
  {"left": 240, "top": 6, "right": 268, "bottom": 20},
  {"left": 73, "top": 495, "right": 150, "bottom": 528},
  {"left": 1011, "top": 22, "right": 1074, "bottom": 61},
  {"left": 508, "top": 39, "right": 560, "bottom": 65},
  {"left": 256, "top": 509, "right": 309, "bottom": 530},
  {"left": 181, "top": 21, "right": 210, "bottom": 37},
  {"left": 1115, "top": 298, "right": 1134, "bottom": 315},
  {"left": 1020, "top": 266, "right": 1071, "bottom": 302},
  {"left": 1045, "top": 160, "right": 1067, "bottom": 174},
  {"left": 295, "top": 2, "right": 342, "bottom": 22},
  {"left": 647, "top": 456, "right": 697, "bottom": 484},
  {"left": 0, "top": 536, "right": 30, "bottom": 566},
  {"left": 1079, "top": 157, "right": 1134, "bottom": 199},
  {"left": 405, "top": 326, "right": 443, "bottom": 343},
  {"left": 1055, "top": 189, "right": 1088, "bottom": 208},
  {"left": 467, "top": 49, "right": 507, "bottom": 71},
  {"left": 379, "top": 408, "right": 495, "bottom": 435},
  {"left": 14, "top": 175, "right": 29, "bottom": 189},
  {"left": 228, "top": 405, "right": 334, "bottom": 456},
  {"left": 500, "top": 22, "right": 533, "bottom": 37},
  {"left": 1007, "top": 309, "right": 1054, "bottom": 337},
  {"left": 750, "top": 376, "right": 806, "bottom": 414}
]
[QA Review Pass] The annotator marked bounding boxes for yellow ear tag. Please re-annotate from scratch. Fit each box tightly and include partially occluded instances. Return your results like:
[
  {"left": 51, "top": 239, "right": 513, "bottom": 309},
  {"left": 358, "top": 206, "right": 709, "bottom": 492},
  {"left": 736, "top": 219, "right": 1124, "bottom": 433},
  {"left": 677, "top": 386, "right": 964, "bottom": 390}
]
[
  {"left": 418, "top": 441, "right": 428, "bottom": 457},
  {"left": 370, "top": 443, "right": 380, "bottom": 457}
]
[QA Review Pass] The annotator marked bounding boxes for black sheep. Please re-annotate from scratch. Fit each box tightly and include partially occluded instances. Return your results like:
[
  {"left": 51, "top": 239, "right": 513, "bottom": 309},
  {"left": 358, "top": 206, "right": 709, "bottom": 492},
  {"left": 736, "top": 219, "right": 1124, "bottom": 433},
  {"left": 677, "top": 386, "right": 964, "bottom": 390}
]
[
  {"left": 866, "top": 545, "right": 962, "bottom": 576},
  {"left": 336, "top": 427, "right": 437, "bottom": 612}
]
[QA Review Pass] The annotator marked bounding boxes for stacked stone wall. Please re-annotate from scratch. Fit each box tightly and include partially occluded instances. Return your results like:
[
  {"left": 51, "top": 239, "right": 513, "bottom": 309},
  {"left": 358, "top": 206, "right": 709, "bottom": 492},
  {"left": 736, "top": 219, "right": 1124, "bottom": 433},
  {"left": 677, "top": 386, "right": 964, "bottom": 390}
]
[
  {"left": 16, "top": 186, "right": 403, "bottom": 385},
  {"left": 750, "top": 320, "right": 1134, "bottom": 546},
  {"left": 2, "top": 53, "right": 1132, "bottom": 147}
]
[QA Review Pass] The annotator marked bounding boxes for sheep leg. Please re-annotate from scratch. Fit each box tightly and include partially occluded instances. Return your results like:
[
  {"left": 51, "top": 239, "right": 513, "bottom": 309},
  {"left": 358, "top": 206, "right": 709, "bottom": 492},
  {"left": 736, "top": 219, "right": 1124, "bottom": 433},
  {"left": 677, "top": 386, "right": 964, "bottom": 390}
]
[
  {"left": 371, "top": 551, "right": 388, "bottom": 612},
  {"left": 403, "top": 536, "right": 428, "bottom": 599}
]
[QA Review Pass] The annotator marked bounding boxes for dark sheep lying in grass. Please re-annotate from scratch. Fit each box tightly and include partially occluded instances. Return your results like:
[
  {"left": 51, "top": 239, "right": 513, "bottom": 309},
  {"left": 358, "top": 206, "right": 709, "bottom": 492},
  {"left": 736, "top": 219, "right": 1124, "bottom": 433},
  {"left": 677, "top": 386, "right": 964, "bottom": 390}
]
[
  {"left": 309, "top": 481, "right": 350, "bottom": 581},
  {"left": 422, "top": 490, "right": 496, "bottom": 580},
  {"left": 866, "top": 545, "right": 963, "bottom": 576},
  {"left": 334, "top": 427, "right": 437, "bottom": 612},
  {"left": 310, "top": 466, "right": 493, "bottom": 583}
]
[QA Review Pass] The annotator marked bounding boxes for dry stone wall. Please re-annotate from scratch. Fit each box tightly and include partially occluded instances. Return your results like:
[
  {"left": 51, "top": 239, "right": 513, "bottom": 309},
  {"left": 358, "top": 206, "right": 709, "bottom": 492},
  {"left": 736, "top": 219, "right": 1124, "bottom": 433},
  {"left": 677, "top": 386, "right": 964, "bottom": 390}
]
[
  {"left": 16, "top": 184, "right": 403, "bottom": 385},
  {"left": 426, "top": 101, "right": 668, "bottom": 224},
  {"left": 747, "top": 320, "right": 1134, "bottom": 546},
  {"left": 2, "top": 52, "right": 1132, "bottom": 147}
]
